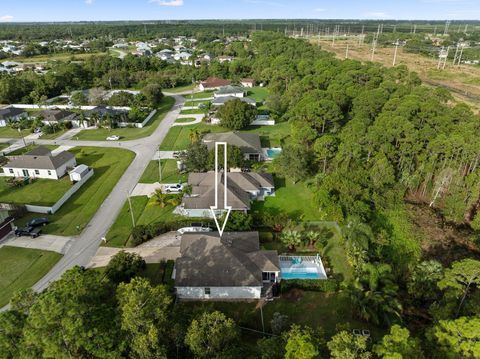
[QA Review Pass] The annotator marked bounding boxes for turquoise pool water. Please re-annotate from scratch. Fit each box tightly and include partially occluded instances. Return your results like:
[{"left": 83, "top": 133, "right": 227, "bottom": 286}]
[
  {"left": 282, "top": 272, "right": 321, "bottom": 280},
  {"left": 266, "top": 148, "right": 282, "bottom": 158}
]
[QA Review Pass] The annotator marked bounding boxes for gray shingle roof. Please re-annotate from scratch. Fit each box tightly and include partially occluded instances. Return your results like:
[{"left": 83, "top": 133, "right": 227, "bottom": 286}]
[
  {"left": 215, "top": 85, "right": 245, "bottom": 96},
  {"left": 36, "top": 109, "right": 78, "bottom": 123},
  {"left": 0, "top": 108, "right": 26, "bottom": 120},
  {"left": 211, "top": 96, "right": 256, "bottom": 106},
  {"left": 5, "top": 147, "right": 75, "bottom": 170},
  {"left": 202, "top": 132, "right": 262, "bottom": 154},
  {"left": 175, "top": 231, "right": 280, "bottom": 287}
]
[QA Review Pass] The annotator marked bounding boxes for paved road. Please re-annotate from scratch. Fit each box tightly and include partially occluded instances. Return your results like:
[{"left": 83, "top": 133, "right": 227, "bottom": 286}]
[{"left": 18, "top": 94, "right": 185, "bottom": 292}]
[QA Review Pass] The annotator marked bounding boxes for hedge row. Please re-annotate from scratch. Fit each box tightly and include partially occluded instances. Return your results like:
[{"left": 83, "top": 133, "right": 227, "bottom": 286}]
[{"left": 281, "top": 278, "right": 338, "bottom": 292}]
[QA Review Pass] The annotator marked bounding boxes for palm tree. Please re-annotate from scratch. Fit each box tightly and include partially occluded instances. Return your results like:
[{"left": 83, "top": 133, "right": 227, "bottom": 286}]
[
  {"left": 152, "top": 189, "right": 168, "bottom": 208},
  {"left": 280, "top": 230, "right": 303, "bottom": 252},
  {"left": 304, "top": 230, "right": 322, "bottom": 248},
  {"left": 189, "top": 129, "right": 201, "bottom": 144},
  {"left": 343, "top": 216, "right": 373, "bottom": 267}
]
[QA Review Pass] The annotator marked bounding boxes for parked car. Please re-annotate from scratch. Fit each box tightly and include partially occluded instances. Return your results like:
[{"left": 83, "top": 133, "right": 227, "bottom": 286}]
[
  {"left": 27, "top": 217, "right": 49, "bottom": 227},
  {"left": 14, "top": 226, "right": 42, "bottom": 238},
  {"left": 177, "top": 226, "right": 213, "bottom": 234},
  {"left": 106, "top": 135, "right": 120, "bottom": 141},
  {"left": 164, "top": 183, "right": 183, "bottom": 193}
]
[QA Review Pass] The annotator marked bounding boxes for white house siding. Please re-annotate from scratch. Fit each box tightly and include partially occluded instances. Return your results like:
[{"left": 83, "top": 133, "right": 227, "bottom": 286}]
[
  {"left": 176, "top": 286, "right": 262, "bottom": 299},
  {"left": 214, "top": 92, "right": 244, "bottom": 99},
  {"left": 3, "top": 157, "right": 76, "bottom": 180}
]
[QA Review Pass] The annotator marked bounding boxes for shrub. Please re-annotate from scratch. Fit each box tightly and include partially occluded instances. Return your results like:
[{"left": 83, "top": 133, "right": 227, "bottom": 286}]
[
  {"left": 104, "top": 251, "right": 146, "bottom": 284},
  {"left": 281, "top": 279, "right": 338, "bottom": 292}
]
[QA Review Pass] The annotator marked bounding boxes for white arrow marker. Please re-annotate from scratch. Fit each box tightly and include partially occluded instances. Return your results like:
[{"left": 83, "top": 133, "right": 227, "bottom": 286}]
[{"left": 210, "top": 142, "right": 232, "bottom": 237}]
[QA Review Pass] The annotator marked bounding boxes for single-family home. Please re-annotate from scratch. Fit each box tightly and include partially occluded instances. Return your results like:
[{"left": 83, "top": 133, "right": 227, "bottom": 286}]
[
  {"left": 199, "top": 77, "right": 232, "bottom": 91},
  {"left": 35, "top": 109, "right": 78, "bottom": 126},
  {"left": 241, "top": 78, "right": 256, "bottom": 88},
  {"left": 211, "top": 96, "right": 256, "bottom": 107},
  {"left": 0, "top": 108, "right": 27, "bottom": 127},
  {"left": 202, "top": 132, "right": 264, "bottom": 161},
  {"left": 214, "top": 86, "right": 245, "bottom": 99},
  {"left": 84, "top": 106, "right": 128, "bottom": 124},
  {"left": 2, "top": 146, "right": 77, "bottom": 180},
  {"left": 178, "top": 171, "right": 274, "bottom": 218},
  {"left": 175, "top": 231, "right": 280, "bottom": 299}
]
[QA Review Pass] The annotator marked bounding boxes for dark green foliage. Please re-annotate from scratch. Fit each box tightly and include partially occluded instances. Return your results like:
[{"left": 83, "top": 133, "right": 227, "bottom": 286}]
[
  {"left": 104, "top": 251, "right": 146, "bottom": 284},
  {"left": 217, "top": 99, "right": 257, "bottom": 130},
  {"left": 141, "top": 83, "right": 164, "bottom": 107},
  {"left": 281, "top": 279, "right": 338, "bottom": 293},
  {"left": 222, "top": 211, "right": 253, "bottom": 231},
  {"left": 207, "top": 144, "right": 246, "bottom": 170},
  {"left": 181, "top": 141, "right": 209, "bottom": 172}
]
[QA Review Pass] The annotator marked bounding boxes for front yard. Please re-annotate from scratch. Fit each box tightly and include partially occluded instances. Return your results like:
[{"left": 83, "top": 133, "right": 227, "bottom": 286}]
[
  {"left": 139, "top": 160, "right": 187, "bottom": 184},
  {"left": 105, "top": 195, "right": 178, "bottom": 247},
  {"left": 74, "top": 96, "right": 175, "bottom": 141},
  {"left": 0, "top": 246, "right": 62, "bottom": 307},
  {"left": 159, "top": 123, "right": 228, "bottom": 151},
  {"left": 0, "top": 127, "right": 31, "bottom": 139},
  {"left": 17, "top": 146, "right": 135, "bottom": 236}
]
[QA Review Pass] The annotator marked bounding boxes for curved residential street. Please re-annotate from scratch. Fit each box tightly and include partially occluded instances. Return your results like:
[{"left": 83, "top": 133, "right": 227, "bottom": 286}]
[{"left": 1, "top": 94, "right": 185, "bottom": 297}]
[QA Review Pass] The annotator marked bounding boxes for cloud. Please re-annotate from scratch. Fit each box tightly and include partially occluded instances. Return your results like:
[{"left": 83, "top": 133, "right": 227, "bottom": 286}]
[
  {"left": 85, "top": 0, "right": 94, "bottom": 4},
  {"left": 149, "top": 0, "right": 184, "bottom": 6},
  {"left": 0, "top": 15, "right": 13, "bottom": 22},
  {"left": 363, "top": 11, "right": 392, "bottom": 19}
]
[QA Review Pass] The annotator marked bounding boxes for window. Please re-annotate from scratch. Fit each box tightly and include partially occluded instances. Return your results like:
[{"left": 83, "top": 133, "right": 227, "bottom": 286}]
[
  {"left": 35, "top": 170, "right": 40, "bottom": 175},
  {"left": 9, "top": 169, "right": 13, "bottom": 174},
  {"left": 47, "top": 170, "right": 51, "bottom": 175},
  {"left": 204, "top": 288, "right": 211, "bottom": 295}
]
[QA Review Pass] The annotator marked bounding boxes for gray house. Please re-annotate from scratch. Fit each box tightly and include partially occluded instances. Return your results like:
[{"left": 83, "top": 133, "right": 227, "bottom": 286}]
[
  {"left": 35, "top": 109, "right": 78, "bottom": 126},
  {"left": 178, "top": 171, "right": 274, "bottom": 218},
  {"left": 175, "top": 231, "right": 280, "bottom": 300},
  {"left": 202, "top": 132, "right": 263, "bottom": 161},
  {"left": 211, "top": 96, "right": 256, "bottom": 107},
  {"left": 0, "top": 108, "right": 27, "bottom": 127}
]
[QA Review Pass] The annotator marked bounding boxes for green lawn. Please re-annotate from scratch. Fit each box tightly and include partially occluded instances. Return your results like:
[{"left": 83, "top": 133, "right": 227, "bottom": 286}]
[
  {"left": 17, "top": 147, "right": 135, "bottom": 236},
  {"left": 75, "top": 97, "right": 175, "bottom": 141},
  {"left": 139, "top": 160, "right": 187, "bottom": 184},
  {"left": 179, "top": 291, "right": 383, "bottom": 339},
  {"left": 242, "top": 122, "right": 290, "bottom": 147},
  {"left": 175, "top": 117, "right": 197, "bottom": 123},
  {"left": 93, "top": 261, "right": 173, "bottom": 286},
  {"left": 40, "top": 129, "right": 70, "bottom": 140},
  {"left": 183, "top": 90, "right": 214, "bottom": 99},
  {"left": 164, "top": 84, "right": 195, "bottom": 93},
  {"left": 0, "top": 127, "right": 31, "bottom": 139},
  {"left": 104, "top": 195, "right": 178, "bottom": 247},
  {"left": 0, "top": 143, "right": 9, "bottom": 151},
  {"left": 0, "top": 176, "right": 72, "bottom": 206},
  {"left": 159, "top": 123, "right": 227, "bottom": 151},
  {"left": 322, "top": 222, "right": 353, "bottom": 283},
  {"left": 247, "top": 86, "right": 269, "bottom": 103},
  {"left": 0, "top": 246, "right": 62, "bottom": 307},
  {"left": 179, "top": 109, "right": 206, "bottom": 115},
  {"left": 7, "top": 144, "right": 58, "bottom": 156},
  {"left": 252, "top": 176, "right": 321, "bottom": 221},
  {"left": 183, "top": 101, "right": 210, "bottom": 107}
]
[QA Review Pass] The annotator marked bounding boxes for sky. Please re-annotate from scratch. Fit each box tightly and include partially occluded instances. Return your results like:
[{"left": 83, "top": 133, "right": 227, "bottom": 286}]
[{"left": 0, "top": 0, "right": 479, "bottom": 22}]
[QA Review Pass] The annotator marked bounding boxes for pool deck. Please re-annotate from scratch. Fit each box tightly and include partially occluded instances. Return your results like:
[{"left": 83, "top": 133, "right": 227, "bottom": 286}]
[{"left": 279, "top": 255, "right": 328, "bottom": 280}]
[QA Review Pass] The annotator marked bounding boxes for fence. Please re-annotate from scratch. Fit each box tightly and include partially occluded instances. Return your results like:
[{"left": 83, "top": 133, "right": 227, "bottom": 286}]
[
  {"left": 23, "top": 169, "right": 94, "bottom": 214},
  {"left": 117, "top": 109, "right": 157, "bottom": 129},
  {"left": 9, "top": 104, "right": 131, "bottom": 111}
]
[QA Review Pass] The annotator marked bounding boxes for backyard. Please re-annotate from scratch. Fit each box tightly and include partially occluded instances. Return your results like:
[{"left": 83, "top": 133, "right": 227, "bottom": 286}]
[
  {"left": 139, "top": 159, "right": 187, "bottom": 184},
  {"left": 105, "top": 195, "right": 178, "bottom": 247},
  {"left": 16, "top": 146, "right": 135, "bottom": 235},
  {"left": 0, "top": 246, "right": 62, "bottom": 307},
  {"left": 74, "top": 96, "right": 175, "bottom": 141},
  {"left": 247, "top": 86, "right": 270, "bottom": 103}
]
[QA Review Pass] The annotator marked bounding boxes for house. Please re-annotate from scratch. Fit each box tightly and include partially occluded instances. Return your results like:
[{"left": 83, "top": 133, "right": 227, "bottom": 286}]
[
  {"left": 211, "top": 96, "right": 256, "bottom": 107},
  {"left": 35, "top": 109, "right": 78, "bottom": 126},
  {"left": 178, "top": 171, "right": 274, "bottom": 218},
  {"left": 199, "top": 77, "right": 232, "bottom": 91},
  {"left": 241, "top": 78, "right": 256, "bottom": 88},
  {"left": 2, "top": 146, "right": 77, "bottom": 180},
  {"left": 84, "top": 106, "right": 128, "bottom": 123},
  {"left": 0, "top": 108, "right": 27, "bottom": 127},
  {"left": 202, "top": 132, "right": 264, "bottom": 161},
  {"left": 175, "top": 231, "right": 280, "bottom": 299},
  {"left": 214, "top": 86, "right": 245, "bottom": 99},
  {"left": 174, "top": 51, "right": 192, "bottom": 61}
]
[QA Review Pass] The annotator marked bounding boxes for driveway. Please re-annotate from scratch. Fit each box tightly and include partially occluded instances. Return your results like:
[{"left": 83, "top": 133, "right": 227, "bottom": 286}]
[
  {"left": 153, "top": 150, "right": 177, "bottom": 160},
  {"left": 0, "top": 234, "right": 73, "bottom": 254}
]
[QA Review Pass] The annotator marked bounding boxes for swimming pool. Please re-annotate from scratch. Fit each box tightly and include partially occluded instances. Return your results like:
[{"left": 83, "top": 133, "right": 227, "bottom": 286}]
[
  {"left": 266, "top": 148, "right": 282, "bottom": 159},
  {"left": 281, "top": 271, "right": 322, "bottom": 280},
  {"left": 279, "top": 255, "right": 328, "bottom": 280}
]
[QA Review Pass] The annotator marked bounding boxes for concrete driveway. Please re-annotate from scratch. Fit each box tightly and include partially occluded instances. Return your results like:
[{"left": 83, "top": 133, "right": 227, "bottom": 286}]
[{"left": 0, "top": 234, "right": 73, "bottom": 254}]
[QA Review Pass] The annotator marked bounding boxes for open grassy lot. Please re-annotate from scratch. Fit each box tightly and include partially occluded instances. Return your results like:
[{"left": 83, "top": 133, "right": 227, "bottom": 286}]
[
  {"left": 183, "top": 90, "right": 214, "bottom": 99},
  {"left": 7, "top": 144, "right": 58, "bottom": 156},
  {"left": 0, "top": 176, "right": 72, "bottom": 206},
  {"left": 0, "top": 127, "right": 31, "bottom": 139},
  {"left": 105, "top": 195, "right": 177, "bottom": 247},
  {"left": 179, "top": 290, "right": 383, "bottom": 339},
  {"left": 164, "top": 84, "right": 195, "bottom": 93},
  {"left": 247, "top": 86, "right": 269, "bottom": 103},
  {"left": 159, "top": 123, "right": 228, "bottom": 151},
  {"left": 139, "top": 159, "right": 187, "bottom": 184},
  {"left": 179, "top": 109, "right": 206, "bottom": 115},
  {"left": 0, "top": 246, "right": 62, "bottom": 307},
  {"left": 75, "top": 97, "right": 175, "bottom": 141},
  {"left": 243, "top": 122, "right": 290, "bottom": 147},
  {"left": 17, "top": 147, "right": 135, "bottom": 236}
]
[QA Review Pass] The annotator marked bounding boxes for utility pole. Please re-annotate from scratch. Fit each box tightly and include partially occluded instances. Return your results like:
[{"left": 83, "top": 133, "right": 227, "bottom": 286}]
[
  {"left": 442, "top": 46, "right": 450, "bottom": 69},
  {"left": 345, "top": 44, "right": 349, "bottom": 59},
  {"left": 457, "top": 43, "right": 465, "bottom": 67},
  {"left": 371, "top": 26, "right": 380, "bottom": 61},
  {"left": 452, "top": 43, "right": 460, "bottom": 65},
  {"left": 127, "top": 190, "right": 135, "bottom": 228},
  {"left": 158, "top": 158, "right": 162, "bottom": 182},
  {"left": 443, "top": 20, "right": 451, "bottom": 36},
  {"left": 393, "top": 40, "right": 399, "bottom": 66}
]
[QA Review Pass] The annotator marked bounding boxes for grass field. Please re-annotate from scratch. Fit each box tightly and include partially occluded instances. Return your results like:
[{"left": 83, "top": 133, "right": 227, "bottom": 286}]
[
  {"left": 40, "top": 129, "right": 70, "bottom": 140},
  {"left": 75, "top": 97, "right": 175, "bottom": 141},
  {"left": 247, "top": 87, "right": 270, "bottom": 103},
  {"left": 179, "top": 109, "right": 206, "bottom": 115},
  {"left": 164, "top": 84, "right": 195, "bottom": 93},
  {"left": 159, "top": 123, "right": 228, "bottom": 151},
  {"left": 17, "top": 147, "right": 135, "bottom": 236},
  {"left": 0, "top": 176, "right": 72, "bottom": 206},
  {"left": 175, "top": 117, "right": 197, "bottom": 123},
  {"left": 0, "top": 127, "right": 31, "bottom": 139},
  {"left": 243, "top": 122, "right": 290, "bottom": 147},
  {"left": 105, "top": 195, "right": 178, "bottom": 247},
  {"left": 0, "top": 246, "right": 62, "bottom": 307},
  {"left": 183, "top": 90, "right": 214, "bottom": 99},
  {"left": 139, "top": 160, "right": 187, "bottom": 184}
]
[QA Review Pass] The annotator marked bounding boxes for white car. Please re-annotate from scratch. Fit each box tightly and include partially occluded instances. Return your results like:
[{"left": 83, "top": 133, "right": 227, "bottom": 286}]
[
  {"left": 177, "top": 227, "right": 213, "bottom": 234},
  {"left": 106, "top": 135, "right": 120, "bottom": 141},
  {"left": 164, "top": 183, "right": 183, "bottom": 193}
]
